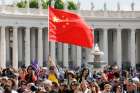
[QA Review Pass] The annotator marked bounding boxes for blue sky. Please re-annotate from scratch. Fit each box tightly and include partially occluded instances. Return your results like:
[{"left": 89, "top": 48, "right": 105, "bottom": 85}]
[{"left": 1, "top": 0, "right": 140, "bottom": 11}]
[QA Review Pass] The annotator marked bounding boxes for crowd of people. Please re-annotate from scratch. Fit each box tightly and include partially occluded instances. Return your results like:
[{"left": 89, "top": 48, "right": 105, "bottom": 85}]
[{"left": 0, "top": 57, "right": 140, "bottom": 93}]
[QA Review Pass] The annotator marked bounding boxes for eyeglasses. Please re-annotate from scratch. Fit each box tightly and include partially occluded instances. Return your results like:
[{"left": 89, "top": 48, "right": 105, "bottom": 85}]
[{"left": 71, "top": 83, "right": 78, "bottom": 86}]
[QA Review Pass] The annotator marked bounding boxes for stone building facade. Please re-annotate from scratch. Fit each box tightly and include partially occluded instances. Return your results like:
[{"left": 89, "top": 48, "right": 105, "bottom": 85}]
[{"left": 0, "top": 5, "right": 140, "bottom": 69}]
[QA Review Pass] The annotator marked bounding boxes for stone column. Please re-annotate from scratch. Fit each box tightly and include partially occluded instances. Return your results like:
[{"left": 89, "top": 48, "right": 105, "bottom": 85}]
[
  {"left": 71, "top": 45, "right": 76, "bottom": 65},
  {"left": 25, "top": 27, "right": 30, "bottom": 66},
  {"left": 76, "top": 46, "right": 81, "bottom": 67},
  {"left": 38, "top": 27, "right": 43, "bottom": 66},
  {"left": 0, "top": 26, "right": 6, "bottom": 68},
  {"left": 85, "top": 48, "right": 91, "bottom": 64},
  {"left": 99, "top": 31, "right": 103, "bottom": 61},
  {"left": 18, "top": 28, "right": 23, "bottom": 64},
  {"left": 63, "top": 44, "right": 69, "bottom": 68},
  {"left": 135, "top": 31, "right": 139, "bottom": 65},
  {"left": 130, "top": 29, "right": 136, "bottom": 68},
  {"left": 13, "top": 27, "right": 18, "bottom": 69},
  {"left": 113, "top": 30, "right": 117, "bottom": 63},
  {"left": 44, "top": 29, "right": 49, "bottom": 66},
  {"left": 6, "top": 28, "right": 10, "bottom": 65},
  {"left": 117, "top": 28, "right": 122, "bottom": 68},
  {"left": 50, "top": 42, "right": 56, "bottom": 63},
  {"left": 86, "top": 44, "right": 94, "bottom": 66},
  {"left": 103, "top": 28, "right": 108, "bottom": 64},
  {"left": 58, "top": 43, "right": 63, "bottom": 64},
  {"left": 31, "top": 29, "right": 36, "bottom": 60}
]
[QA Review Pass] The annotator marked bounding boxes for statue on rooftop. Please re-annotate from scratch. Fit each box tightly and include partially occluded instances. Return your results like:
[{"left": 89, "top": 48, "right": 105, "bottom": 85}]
[
  {"left": 103, "top": 2, "right": 107, "bottom": 11},
  {"left": 91, "top": 2, "right": 94, "bottom": 10},
  {"left": 131, "top": 2, "right": 135, "bottom": 11},
  {"left": 77, "top": 0, "right": 81, "bottom": 10},
  {"left": 117, "top": 2, "right": 120, "bottom": 11}
]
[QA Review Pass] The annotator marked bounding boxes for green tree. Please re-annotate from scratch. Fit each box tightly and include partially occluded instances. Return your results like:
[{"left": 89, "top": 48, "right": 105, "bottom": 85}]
[
  {"left": 16, "top": 0, "right": 49, "bottom": 9},
  {"left": 16, "top": 0, "right": 26, "bottom": 8},
  {"left": 54, "top": 0, "right": 64, "bottom": 9},
  {"left": 47, "top": 0, "right": 51, "bottom": 7},
  {"left": 67, "top": 1, "right": 77, "bottom": 10},
  {"left": 43, "top": 0, "right": 50, "bottom": 9},
  {"left": 29, "top": 0, "right": 38, "bottom": 8},
  {"left": 16, "top": 0, "right": 77, "bottom": 10}
]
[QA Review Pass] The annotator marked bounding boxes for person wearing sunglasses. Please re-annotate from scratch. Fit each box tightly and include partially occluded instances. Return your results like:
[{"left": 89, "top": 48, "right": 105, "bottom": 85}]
[
  {"left": 70, "top": 80, "right": 82, "bottom": 93},
  {"left": 90, "top": 82, "right": 101, "bottom": 93},
  {"left": 58, "top": 82, "right": 69, "bottom": 93}
]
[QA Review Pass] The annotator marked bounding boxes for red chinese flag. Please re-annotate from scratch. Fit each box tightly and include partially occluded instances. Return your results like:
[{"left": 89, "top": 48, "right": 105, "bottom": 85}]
[{"left": 49, "top": 7, "right": 94, "bottom": 48}]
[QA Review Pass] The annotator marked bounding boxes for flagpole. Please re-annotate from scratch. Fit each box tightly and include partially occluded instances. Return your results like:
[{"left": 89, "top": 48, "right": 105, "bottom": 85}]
[
  {"left": 48, "top": 0, "right": 55, "bottom": 66},
  {"left": 47, "top": 0, "right": 51, "bottom": 66},
  {"left": 48, "top": 0, "right": 53, "bottom": 60}
]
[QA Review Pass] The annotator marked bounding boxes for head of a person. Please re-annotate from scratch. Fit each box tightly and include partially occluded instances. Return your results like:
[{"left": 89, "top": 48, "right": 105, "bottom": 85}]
[
  {"left": 42, "top": 80, "right": 52, "bottom": 92},
  {"left": 1, "top": 77, "right": 8, "bottom": 87},
  {"left": 81, "top": 68, "right": 89, "bottom": 78},
  {"left": 113, "top": 80, "right": 120, "bottom": 87},
  {"left": 26, "top": 83, "right": 36, "bottom": 91},
  {"left": 122, "top": 70, "right": 129, "bottom": 78},
  {"left": 52, "top": 82, "right": 59, "bottom": 91},
  {"left": 4, "top": 85, "right": 11, "bottom": 93},
  {"left": 114, "top": 72, "right": 120, "bottom": 79},
  {"left": 67, "top": 71, "right": 75, "bottom": 79},
  {"left": 20, "top": 80, "right": 27, "bottom": 90},
  {"left": 7, "top": 78, "right": 16, "bottom": 89},
  {"left": 41, "top": 67, "right": 47, "bottom": 74},
  {"left": 104, "top": 84, "right": 112, "bottom": 93},
  {"left": 80, "top": 80, "right": 88, "bottom": 90},
  {"left": 115, "top": 85, "right": 122, "bottom": 93},
  {"left": 59, "top": 82, "right": 67, "bottom": 91},
  {"left": 90, "top": 81, "right": 100, "bottom": 93},
  {"left": 21, "top": 64, "right": 26, "bottom": 70},
  {"left": 39, "top": 68, "right": 46, "bottom": 78},
  {"left": 49, "top": 66, "right": 55, "bottom": 73},
  {"left": 70, "top": 80, "right": 79, "bottom": 90},
  {"left": 27, "top": 65, "right": 34, "bottom": 74}
]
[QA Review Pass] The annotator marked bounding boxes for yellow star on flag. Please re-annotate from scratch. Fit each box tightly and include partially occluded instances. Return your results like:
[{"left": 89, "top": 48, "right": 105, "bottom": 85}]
[{"left": 53, "top": 17, "right": 60, "bottom": 22}]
